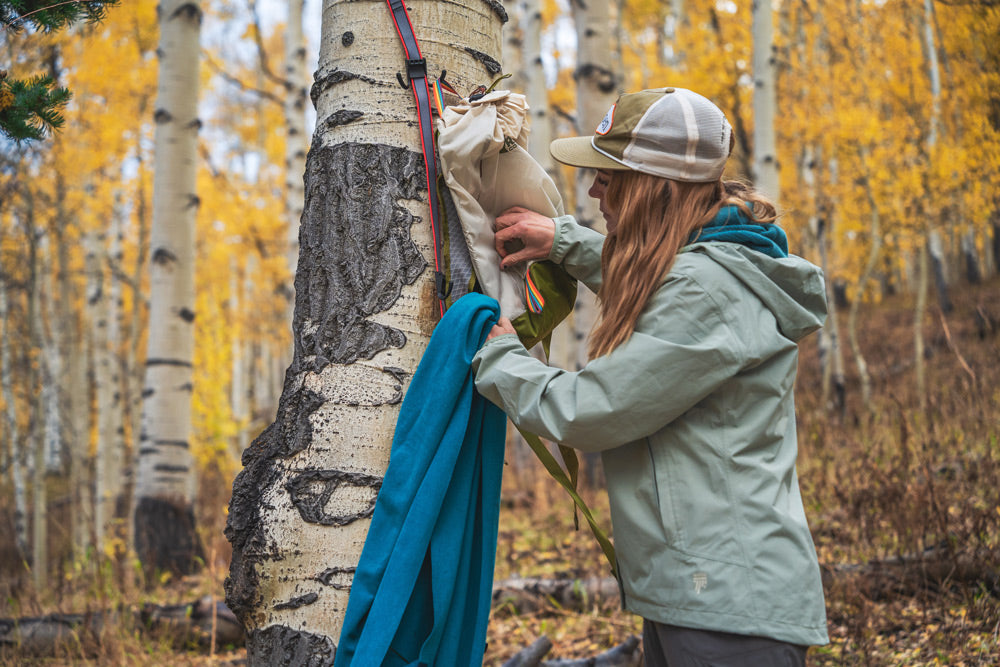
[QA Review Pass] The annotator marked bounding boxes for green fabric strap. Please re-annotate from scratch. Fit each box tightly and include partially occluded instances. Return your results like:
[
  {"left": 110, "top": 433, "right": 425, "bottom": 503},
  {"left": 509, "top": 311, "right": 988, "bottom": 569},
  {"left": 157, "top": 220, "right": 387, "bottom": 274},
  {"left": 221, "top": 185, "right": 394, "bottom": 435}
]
[{"left": 514, "top": 425, "right": 618, "bottom": 579}]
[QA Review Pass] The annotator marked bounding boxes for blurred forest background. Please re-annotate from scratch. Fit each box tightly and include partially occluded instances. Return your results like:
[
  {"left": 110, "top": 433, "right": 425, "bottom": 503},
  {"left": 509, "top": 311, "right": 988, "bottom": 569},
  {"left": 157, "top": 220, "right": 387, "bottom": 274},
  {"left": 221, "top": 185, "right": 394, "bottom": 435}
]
[{"left": 1, "top": 0, "right": 998, "bottom": 664}]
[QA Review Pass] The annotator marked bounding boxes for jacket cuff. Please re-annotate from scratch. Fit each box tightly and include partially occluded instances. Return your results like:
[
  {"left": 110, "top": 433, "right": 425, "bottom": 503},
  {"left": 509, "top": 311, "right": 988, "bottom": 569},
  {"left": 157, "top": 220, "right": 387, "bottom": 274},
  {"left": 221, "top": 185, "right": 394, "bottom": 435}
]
[{"left": 548, "top": 215, "right": 577, "bottom": 264}]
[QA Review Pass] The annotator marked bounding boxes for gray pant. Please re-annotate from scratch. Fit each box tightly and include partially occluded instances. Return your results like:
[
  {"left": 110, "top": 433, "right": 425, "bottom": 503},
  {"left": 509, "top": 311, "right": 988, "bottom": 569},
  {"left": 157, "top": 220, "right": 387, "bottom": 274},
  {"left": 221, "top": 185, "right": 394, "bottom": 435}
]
[{"left": 642, "top": 620, "right": 808, "bottom": 667}]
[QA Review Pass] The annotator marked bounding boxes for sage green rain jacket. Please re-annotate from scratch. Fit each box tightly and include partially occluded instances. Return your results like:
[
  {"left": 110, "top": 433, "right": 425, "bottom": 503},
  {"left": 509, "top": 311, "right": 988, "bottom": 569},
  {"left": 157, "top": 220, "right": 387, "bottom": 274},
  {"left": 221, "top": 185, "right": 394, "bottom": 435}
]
[{"left": 472, "top": 216, "right": 830, "bottom": 647}]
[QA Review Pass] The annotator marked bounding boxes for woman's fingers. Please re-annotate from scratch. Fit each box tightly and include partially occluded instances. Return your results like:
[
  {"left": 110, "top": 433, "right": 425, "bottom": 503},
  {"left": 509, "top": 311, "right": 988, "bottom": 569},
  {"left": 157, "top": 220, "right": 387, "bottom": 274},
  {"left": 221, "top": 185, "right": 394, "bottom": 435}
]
[
  {"left": 486, "top": 317, "right": 517, "bottom": 341},
  {"left": 493, "top": 207, "right": 556, "bottom": 267}
]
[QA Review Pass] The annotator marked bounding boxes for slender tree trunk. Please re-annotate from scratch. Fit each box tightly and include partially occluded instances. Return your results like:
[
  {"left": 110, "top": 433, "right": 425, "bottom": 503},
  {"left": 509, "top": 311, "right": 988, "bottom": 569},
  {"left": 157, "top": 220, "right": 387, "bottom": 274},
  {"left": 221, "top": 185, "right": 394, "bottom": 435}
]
[
  {"left": 40, "top": 234, "right": 63, "bottom": 474},
  {"left": 752, "top": 0, "right": 779, "bottom": 202},
  {"left": 282, "top": 0, "right": 309, "bottom": 363},
  {"left": 133, "top": 0, "right": 204, "bottom": 576},
  {"left": 225, "top": 0, "right": 505, "bottom": 661},
  {"left": 569, "top": 0, "right": 615, "bottom": 375},
  {"left": 125, "top": 163, "right": 149, "bottom": 559},
  {"left": 90, "top": 209, "right": 126, "bottom": 553},
  {"left": 914, "top": 240, "right": 929, "bottom": 411},
  {"left": 523, "top": 0, "right": 554, "bottom": 179},
  {"left": 1, "top": 277, "right": 29, "bottom": 561},
  {"left": 29, "top": 226, "right": 48, "bottom": 591},
  {"left": 847, "top": 171, "right": 883, "bottom": 406}
]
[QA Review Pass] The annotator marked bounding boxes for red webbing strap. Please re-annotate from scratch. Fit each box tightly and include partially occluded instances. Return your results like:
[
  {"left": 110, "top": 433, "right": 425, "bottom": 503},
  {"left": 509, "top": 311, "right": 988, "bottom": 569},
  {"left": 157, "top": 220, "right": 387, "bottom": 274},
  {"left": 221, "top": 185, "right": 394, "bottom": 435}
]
[{"left": 385, "top": 0, "right": 448, "bottom": 315}]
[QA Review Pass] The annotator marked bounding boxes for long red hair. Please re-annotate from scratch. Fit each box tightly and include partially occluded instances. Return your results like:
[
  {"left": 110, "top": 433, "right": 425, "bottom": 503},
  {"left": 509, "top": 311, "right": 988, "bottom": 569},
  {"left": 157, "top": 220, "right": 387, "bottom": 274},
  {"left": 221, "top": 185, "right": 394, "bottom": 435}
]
[{"left": 589, "top": 174, "right": 776, "bottom": 358}]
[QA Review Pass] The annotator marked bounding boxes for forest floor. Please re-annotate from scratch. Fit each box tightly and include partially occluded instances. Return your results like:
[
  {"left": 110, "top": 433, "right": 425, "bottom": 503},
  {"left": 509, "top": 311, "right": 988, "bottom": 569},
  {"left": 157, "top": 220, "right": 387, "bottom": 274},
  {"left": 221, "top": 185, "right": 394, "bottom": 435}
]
[{"left": 1, "top": 275, "right": 998, "bottom": 665}]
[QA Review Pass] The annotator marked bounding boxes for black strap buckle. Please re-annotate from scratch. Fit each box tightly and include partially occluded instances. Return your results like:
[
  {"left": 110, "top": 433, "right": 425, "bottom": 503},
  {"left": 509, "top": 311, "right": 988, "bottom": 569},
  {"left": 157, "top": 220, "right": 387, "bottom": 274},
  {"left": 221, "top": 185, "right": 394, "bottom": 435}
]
[{"left": 406, "top": 57, "right": 427, "bottom": 82}]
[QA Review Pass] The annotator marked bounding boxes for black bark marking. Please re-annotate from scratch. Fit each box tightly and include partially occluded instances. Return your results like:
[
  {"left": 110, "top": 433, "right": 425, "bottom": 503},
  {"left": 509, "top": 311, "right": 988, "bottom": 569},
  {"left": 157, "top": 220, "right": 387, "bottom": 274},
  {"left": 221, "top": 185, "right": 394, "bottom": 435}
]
[
  {"left": 321, "top": 110, "right": 364, "bottom": 131},
  {"left": 273, "top": 591, "right": 319, "bottom": 610},
  {"left": 153, "top": 439, "right": 189, "bottom": 449},
  {"left": 152, "top": 247, "right": 177, "bottom": 265},
  {"left": 310, "top": 68, "right": 383, "bottom": 108},
  {"left": 575, "top": 63, "right": 618, "bottom": 93},
  {"left": 225, "top": 385, "right": 325, "bottom": 621},
  {"left": 246, "top": 625, "right": 335, "bottom": 667},
  {"left": 145, "top": 358, "right": 193, "bottom": 368},
  {"left": 154, "top": 464, "right": 188, "bottom": 473},
  {"left": 315, "top": 566, "right": 355, "bottom": 589},
  {"left": 286, "top": 469, "right": 382, "bottom": 526},
  {"left": 154, "top": 109, "right": 172, "bottom": 124},
  {"left": 134, "top": 496, "right": 204, "bottom": 577},
  {"left": 342, "top": 31, "right": 354, "bottom": 47},
  {"left": 383, "top": 365, "right": 407, "bottom": 405},
  {"left": 292, "top": 143, "right": 426, "bottom": 371},
  {"left": 464, "top": 48, "right": 502, "bottom": 75},
  {"left": 172, "top": 2, "right": 203, "bottom": 24},
  {"left": 178, "top": 307, "right": 195, "bottom": 323},
  {"left": 482, "top": 0, "right": 508, "bottom": 22}
]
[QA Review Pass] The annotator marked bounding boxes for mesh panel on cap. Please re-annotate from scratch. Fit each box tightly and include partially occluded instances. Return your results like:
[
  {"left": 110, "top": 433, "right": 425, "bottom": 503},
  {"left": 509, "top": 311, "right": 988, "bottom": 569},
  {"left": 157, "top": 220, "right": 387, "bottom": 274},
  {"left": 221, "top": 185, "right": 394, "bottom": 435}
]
[{"left": 619, "top": 88, "right": 731, "bottom": 182}]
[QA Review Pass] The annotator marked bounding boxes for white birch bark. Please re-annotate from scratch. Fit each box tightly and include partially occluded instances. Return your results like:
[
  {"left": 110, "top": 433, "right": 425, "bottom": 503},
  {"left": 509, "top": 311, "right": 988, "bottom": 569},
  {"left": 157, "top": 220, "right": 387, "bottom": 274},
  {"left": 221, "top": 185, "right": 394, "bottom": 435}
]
[
  {"left": 569, "top": 0, "right": 616, "bottom": 374},
  {"left": 230, "top": 259, "right": 250, "bottom": 456},
  {"left": 89, "top": 209, "right": 127, "bottom": 553},
  {"left": 283, "top": 0, "right": 308, "bottom": 323},
  {"left": 752, "top": 0, "right": 779, "bottom": 202},
  {"left": 133, "top": 0, "right": 204, "bottom": 574},
  {"left": 523, "top": 0, "right": 554, "bottom": 177},
  {"left": 40, "top": 234, "right": 63, "bottom": 473},
  {"left": 29, "top": 228, "right": 48, "bottom": 590},
  {"left": 914, "top": 0, "right": 943, "bottom": 410},
  {"left": 224, "top": 0, "right": 505, "bottom": 661}
]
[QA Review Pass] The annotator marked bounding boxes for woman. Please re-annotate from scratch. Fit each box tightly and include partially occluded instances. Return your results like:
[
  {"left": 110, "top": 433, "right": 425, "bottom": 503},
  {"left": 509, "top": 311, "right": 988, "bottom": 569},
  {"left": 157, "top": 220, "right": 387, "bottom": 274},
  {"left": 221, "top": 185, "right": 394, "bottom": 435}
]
[{"left": 472, "top": 88, "right": 829, "bottom": 666}]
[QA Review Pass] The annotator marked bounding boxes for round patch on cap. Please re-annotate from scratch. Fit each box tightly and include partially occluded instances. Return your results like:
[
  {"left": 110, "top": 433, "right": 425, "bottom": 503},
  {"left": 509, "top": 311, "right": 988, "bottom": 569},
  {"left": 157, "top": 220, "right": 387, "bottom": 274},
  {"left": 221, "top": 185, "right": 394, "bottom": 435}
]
[{"left": 595, "top": 104, "right": 616, "bottom": 135}]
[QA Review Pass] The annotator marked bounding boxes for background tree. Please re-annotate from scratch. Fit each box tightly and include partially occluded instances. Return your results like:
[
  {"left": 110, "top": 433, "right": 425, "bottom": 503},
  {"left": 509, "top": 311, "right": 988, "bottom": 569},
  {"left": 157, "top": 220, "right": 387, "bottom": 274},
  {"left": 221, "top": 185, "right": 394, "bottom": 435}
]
[{"left": 132, "top": 0, "right": 205, "bottom": 576}]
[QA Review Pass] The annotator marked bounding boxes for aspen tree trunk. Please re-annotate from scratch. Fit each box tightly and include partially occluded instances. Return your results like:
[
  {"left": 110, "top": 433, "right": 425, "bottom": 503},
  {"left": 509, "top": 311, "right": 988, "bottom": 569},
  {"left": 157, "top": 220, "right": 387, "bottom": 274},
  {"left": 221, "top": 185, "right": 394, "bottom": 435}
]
[
  {"left": 502, "top": 0, "right": 524, "bottom": 92},
  {"left": 914, "top": 0, "right": 942, "bottom": 410},
  {"left": 40, "top": 234, "right": 63, "bottom": 474},
  {"left": 283, "top": 0, "right": 308, "bottom": 311},
  {"left": 751, "top": 0, "right": 779, "bottom": 202},
  {"left": 848, "top": 167, "right": 883, "bottom": 406},
  {"left": 1, "top": 279, "right": 29, "bottom": 561},
  {"left": 90, "top": 214, "right": 126, "bottom": 552},
  {"left": 569, "top": 0, "right": 616, "bottom": 378},
  {"left": 230, "top": 259, "right": 250, "bottom": 456},
  {"left": 523, "top": 0, "right": 554, "bottom": 178},
  {"left": 29, "top": 225, "right": 48, "bottom": 590},
  {"left": 133, "top": 0, "right": 204, "bottom": 575},
  {"left": 660, "top": 0, "right": 685, "bottom": 69},
  {"left": 84, "top": 229, "right": 104, "bottom": 551},
  {"left": 224, "top": 0, "right": 505, "bottom": 661}
]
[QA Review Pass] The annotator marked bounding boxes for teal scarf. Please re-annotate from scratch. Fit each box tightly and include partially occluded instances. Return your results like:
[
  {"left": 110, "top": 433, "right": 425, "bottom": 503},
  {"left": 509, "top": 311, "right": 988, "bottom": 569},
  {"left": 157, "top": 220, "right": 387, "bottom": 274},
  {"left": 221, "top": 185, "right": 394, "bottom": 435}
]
[{"left": 689, "top": 204, "right": 788, "bottom": 259}]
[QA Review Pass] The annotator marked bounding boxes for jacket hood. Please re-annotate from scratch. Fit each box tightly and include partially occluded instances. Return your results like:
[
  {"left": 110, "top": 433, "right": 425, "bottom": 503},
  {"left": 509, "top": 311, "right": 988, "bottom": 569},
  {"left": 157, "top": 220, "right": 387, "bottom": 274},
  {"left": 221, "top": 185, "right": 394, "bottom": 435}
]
[{"left": 685, "top": 242, "right": 827, "bottom": 342}]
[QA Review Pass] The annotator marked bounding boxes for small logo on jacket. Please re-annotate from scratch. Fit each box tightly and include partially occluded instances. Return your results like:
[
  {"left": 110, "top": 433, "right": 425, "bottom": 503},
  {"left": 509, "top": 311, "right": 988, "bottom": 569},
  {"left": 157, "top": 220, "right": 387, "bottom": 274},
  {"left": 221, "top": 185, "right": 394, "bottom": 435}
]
[{"left": 693, "top": 572, "right": 708, "bottom": 594}]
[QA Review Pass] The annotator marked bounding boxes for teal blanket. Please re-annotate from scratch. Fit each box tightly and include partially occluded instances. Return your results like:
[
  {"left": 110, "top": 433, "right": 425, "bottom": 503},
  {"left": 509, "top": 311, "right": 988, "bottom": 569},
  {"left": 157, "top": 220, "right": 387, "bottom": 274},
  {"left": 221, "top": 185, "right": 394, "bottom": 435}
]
[{"left": 335, "top": 293, "right": 506, "bottom": 667}]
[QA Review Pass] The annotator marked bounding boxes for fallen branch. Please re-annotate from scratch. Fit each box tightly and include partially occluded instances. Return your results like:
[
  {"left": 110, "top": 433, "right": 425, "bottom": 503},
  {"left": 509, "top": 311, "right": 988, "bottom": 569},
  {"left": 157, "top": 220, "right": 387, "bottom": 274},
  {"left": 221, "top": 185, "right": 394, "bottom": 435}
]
[
  {"left": 821, "top": 545, "right": 1000, "bottom": 599},
  {"left": 503, "top": 634, "right": 642, "bottom": 667},
  {"left": 0, "top": 596, "right": 243, "bottom": 655},
  {"left": 493, "top": 575, "right": 620, "bottom": 612}
]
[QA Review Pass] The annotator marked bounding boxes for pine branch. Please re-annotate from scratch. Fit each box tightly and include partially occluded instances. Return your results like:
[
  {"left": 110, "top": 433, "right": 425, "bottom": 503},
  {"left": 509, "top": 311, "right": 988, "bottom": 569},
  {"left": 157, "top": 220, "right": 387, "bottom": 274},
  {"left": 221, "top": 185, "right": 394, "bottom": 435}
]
[
  {"left": 0, "top": 74, "right": 71, "bottom": 142},
  {"left": 1, "top": 1, "right": 120, "bottom": 33}
]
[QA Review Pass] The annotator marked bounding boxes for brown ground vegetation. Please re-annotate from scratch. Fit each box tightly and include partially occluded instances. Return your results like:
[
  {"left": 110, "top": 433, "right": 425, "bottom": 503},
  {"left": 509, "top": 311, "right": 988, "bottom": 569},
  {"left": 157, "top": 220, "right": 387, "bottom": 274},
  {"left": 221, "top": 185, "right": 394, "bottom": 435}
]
[{"left": 1, "top": 276, "right": 998, "bottom": 665}]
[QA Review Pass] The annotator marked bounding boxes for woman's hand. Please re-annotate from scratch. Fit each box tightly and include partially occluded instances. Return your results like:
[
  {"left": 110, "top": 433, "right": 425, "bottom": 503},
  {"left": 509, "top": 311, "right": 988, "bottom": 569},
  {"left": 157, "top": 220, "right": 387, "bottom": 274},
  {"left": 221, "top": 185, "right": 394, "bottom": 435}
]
[
  {"left": 486, "top": 317, "right": 516, "bottom": 341},
  {"left": 494, "top": 206, "right": 555, "bottom": 270}
]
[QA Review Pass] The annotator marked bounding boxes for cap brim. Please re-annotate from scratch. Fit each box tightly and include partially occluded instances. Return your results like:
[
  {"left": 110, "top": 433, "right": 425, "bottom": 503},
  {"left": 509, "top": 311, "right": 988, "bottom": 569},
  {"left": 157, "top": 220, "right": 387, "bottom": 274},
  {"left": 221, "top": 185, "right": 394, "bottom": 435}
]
[{"left": 550, "top": 137, "right": 629, "bottom": 171}]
